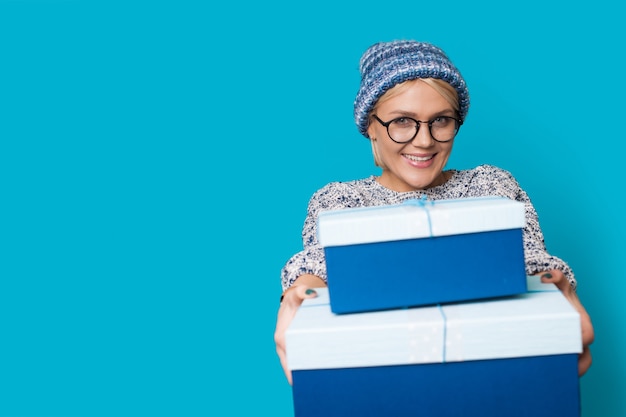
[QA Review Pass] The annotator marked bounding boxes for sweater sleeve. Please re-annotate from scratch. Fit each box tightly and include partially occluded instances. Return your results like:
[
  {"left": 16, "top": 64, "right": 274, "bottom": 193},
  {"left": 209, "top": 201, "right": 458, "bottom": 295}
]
[
  {"left": 471, "top": 166, "right": 577, "bottom": 290},
  {"left": 280, "top": 182, "right": 360, "bottom": 290},
  {"left": 519, "top": 188, "right": 577, "bottom": 290}
]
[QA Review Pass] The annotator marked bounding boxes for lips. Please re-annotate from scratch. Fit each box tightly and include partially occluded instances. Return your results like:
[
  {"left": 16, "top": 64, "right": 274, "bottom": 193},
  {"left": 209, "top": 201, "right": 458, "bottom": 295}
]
[{"left": 403, "top": 153, "right": 434, "bottom": 162}]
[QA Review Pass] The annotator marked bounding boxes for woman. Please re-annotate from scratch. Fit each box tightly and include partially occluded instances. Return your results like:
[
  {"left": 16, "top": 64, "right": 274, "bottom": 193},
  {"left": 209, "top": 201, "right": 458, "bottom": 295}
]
[{"left": 275, "top": 40, "right": 593, "bottom": 384}]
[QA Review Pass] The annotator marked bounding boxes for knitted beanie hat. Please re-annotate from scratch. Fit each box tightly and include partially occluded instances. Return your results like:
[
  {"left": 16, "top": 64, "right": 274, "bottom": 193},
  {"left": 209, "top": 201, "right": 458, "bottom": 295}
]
[{"left": 354, "top": 40, "right": 470, "bottom": 138}]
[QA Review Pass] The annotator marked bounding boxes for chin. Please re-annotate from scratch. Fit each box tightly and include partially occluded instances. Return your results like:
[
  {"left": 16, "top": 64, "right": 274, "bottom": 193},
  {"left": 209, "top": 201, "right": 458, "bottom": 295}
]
[{"left": 407, "top": 176, "right": 439, "bottom": 190}]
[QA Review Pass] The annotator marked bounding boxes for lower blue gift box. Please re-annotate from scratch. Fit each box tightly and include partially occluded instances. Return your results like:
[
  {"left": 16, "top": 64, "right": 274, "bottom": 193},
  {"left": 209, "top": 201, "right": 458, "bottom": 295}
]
[{"left": 286, "top": 276, "right": 582, "bottom": 417}]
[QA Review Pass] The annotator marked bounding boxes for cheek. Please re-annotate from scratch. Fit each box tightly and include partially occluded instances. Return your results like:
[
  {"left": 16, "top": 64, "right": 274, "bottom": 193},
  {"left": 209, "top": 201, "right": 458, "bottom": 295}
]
[
  {"left": 377, "top": 139, "right": 400, "bottom": 157},
  {"left": 439, "top": 144, "right": 454, "bottom": 161},
  {"left": 440, "top": 145, "right": 451, "bottom": 154}
]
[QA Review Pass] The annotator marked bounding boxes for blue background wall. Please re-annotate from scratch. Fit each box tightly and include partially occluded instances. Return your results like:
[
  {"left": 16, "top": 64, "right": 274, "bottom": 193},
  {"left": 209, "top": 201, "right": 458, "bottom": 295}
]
[{"left": 1, "top": 1, "right": 623, "bottom": 416}]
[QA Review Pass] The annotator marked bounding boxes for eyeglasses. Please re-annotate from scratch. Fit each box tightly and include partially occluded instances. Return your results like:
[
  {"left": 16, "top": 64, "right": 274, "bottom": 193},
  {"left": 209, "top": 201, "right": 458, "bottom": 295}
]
[{"left": 372, "top": 114, "right": 462, "bottom": 143}]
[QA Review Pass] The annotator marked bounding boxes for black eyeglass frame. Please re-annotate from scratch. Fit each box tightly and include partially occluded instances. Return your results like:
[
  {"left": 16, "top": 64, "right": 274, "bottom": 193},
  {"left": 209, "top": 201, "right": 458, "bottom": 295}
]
[{"left": 372, "top": 114, "right": 463, "bottom": 143}]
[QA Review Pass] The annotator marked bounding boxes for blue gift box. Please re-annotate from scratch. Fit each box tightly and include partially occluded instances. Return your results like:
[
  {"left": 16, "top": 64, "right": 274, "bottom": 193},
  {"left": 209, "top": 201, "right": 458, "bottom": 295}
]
[
  {"left": 286, "top": 276, "right": 582, "bottom": 417},
  {"left": 317, "top": 196, "right": 527, "bottom": 314}
]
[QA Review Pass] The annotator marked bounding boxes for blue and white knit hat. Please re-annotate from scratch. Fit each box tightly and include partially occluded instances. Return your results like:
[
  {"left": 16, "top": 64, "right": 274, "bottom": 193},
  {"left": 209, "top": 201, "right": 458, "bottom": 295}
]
[{"left": 354, "top": 40, "right": 470, "bottom": 138}]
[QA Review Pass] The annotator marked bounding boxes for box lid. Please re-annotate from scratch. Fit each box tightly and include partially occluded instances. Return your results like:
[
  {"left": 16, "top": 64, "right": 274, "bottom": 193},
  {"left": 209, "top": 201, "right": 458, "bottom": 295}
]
[
  {"left": 286, "top": 276, "right": 581, "bottom": 371},
  {"left": 286, "top": 295, "right": 445, "bottom": 371},
  {"left": 317, "top": 196, "right": 525, "bottom": 247}
]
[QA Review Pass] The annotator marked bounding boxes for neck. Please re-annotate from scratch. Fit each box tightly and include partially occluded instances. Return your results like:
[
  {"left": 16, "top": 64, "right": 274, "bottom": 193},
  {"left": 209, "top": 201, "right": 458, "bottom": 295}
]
[
  {"left": 430, "top": 170, "right": 449, "bottom": 188},
  {"left": 376, "top": 170, "right": 451, "bottom": 192}
]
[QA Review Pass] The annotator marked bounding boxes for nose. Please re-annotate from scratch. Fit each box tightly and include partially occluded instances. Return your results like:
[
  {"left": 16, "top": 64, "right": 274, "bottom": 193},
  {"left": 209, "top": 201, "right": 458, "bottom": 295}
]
[{"left": 410, "top": 122, "right": 434, "bottom": 147}]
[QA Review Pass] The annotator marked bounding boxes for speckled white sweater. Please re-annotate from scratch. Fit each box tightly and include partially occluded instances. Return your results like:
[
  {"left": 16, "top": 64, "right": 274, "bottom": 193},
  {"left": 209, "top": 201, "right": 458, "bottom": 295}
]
[{"left": 281, "top": 165, "right": 575, "bottom": 291}]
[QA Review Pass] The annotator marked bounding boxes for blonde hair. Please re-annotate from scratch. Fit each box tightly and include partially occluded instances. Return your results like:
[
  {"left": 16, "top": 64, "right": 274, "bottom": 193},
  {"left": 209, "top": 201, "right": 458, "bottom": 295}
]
[{"left": 371, "top": 78, "right": 460, "bottom": 117}]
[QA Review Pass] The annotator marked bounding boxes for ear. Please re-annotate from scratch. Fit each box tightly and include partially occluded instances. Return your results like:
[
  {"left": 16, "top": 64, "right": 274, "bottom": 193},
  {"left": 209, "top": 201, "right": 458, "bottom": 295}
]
[
  {"left": 366, "top": 118, "right": 377, "bottom": 140},
  {"left": 370, "top": 137, "right": 382, "bottom": 168}
]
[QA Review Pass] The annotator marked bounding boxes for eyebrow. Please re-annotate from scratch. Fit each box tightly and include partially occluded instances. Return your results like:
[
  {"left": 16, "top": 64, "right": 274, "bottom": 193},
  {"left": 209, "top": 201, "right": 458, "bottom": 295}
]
[{"left": 387, "top": 109, "right": 456, "bottom": 119}]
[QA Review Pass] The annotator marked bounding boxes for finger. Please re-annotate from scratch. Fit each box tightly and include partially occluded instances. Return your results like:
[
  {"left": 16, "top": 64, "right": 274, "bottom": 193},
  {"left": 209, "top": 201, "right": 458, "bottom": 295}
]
[
  {"left": 280, "top": 285, "right": 319, "bottom": 307},
  {"left": 274, "top": 333, "right": 293, "bottom": 385},
  {"left": 540, "top": 269, "right": 586, "bottom": 313},
  {"left": 275, "top": 319, "right": 294, "bottom": 385},
  {"left": 542, "top": 271, "right": 594, "bottom": 346},
  {"left": 580, "top": 309, "right": 595, "bottom": 347},
  {"left": 539, "top": 270, "right": 570, "bottom": 292},
  {"left": 276, "top": 344, "right": 293, "bottom": 385},
  {"left": 290, "top": 285, "right": 319, "bottom": 302},
  {"left": 539, "top": 270, "right": 595, "bottom": 354},
  {"left": 578, "top": 346, "right": 592, "bottom": 377},
  {"left": 274, "top": 286, "right": 318, "bottom": 386}
]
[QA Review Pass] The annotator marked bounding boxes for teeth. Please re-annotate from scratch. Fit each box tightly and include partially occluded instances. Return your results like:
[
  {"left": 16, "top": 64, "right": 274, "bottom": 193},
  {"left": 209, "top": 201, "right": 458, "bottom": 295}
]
[{"left": 405, "top": 154, "right": 433, "bottom": 161}]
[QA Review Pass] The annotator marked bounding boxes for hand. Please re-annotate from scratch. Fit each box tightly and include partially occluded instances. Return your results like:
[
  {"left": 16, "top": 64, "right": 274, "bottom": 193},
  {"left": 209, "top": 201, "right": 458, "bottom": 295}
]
[
  {"left": 540, "top": 269, "right": 594, "bottom": 376},
  {"left": 274, "top": 284, "right": 320, "bottom": 385}
]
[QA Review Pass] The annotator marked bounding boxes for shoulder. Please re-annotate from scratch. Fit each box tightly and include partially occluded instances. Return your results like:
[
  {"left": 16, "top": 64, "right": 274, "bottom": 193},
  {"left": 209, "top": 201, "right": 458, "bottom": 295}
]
[
  {"left": 316, "top": 176, "right": 378, "bottom": 192},
  {"left": 466, "top": 164, "right": 516, "bottom": 178},
  {"left": 309, "top": 176, "right": 378, "bottom": 210},
  {"left": 455, "top": 164, "right": 524, "bottom": 199},
  {"left": 456, "top": 164, "right": 519, "bottom": 184}
]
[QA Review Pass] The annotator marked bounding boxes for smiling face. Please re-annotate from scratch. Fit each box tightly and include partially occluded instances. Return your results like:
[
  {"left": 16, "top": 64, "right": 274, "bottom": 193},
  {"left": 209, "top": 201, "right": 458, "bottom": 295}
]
[{"left": 367, "top": 79, "right": 458, "bottom": 192}]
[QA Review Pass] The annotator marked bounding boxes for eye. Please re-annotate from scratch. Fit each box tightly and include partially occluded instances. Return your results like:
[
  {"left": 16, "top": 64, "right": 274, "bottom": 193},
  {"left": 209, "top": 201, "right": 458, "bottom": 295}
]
[
  {"left": 431, "top": 116, "right": 452, "bottom": 127},
  {"left": 391, "top": 117, "right": 416, "bottom": 129}
]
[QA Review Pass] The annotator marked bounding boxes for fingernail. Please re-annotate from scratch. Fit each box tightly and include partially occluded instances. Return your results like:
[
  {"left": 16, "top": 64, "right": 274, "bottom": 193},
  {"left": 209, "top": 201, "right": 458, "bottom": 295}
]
[
  {"left": 305, "top": 289, "right": 317, "bottom": 296},
  {"left": 542, "top": 273, "right": 553, "bottom": 280}
]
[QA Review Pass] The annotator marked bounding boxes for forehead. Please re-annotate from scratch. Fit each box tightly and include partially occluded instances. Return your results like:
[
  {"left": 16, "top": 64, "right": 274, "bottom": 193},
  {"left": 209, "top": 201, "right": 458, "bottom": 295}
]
[{"left": 376, "top": 81, "right": 454, "bottom": 116}]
